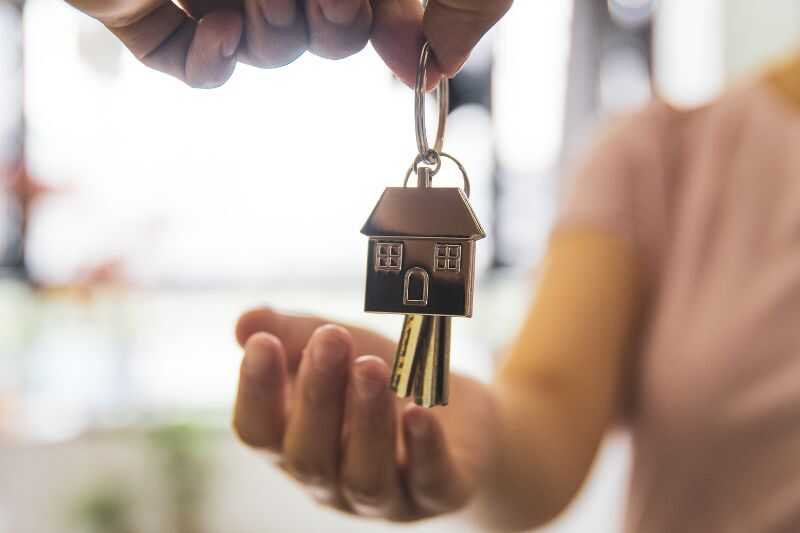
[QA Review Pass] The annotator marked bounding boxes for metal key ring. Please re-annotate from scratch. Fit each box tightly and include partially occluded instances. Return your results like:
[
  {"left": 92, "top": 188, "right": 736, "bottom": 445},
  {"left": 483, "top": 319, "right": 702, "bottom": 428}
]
[
  {"left": 415, "top": 41, "right": 449, "bottom": 163},
  {"left": 404, "top": 152, "right": 472, "bottom": 198}
]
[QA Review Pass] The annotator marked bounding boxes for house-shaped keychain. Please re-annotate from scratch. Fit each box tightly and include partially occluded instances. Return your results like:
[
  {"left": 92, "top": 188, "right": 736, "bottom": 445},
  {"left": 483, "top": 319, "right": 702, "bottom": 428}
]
[{"left": 361, "top": 185, "right": 486, "bottom": 317}]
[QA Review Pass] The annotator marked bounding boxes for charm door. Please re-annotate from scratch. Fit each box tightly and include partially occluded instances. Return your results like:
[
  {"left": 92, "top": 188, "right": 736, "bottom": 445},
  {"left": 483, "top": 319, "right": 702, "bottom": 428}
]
[{"left": 403, "top": 267, "right": 429, "bottom": 307}]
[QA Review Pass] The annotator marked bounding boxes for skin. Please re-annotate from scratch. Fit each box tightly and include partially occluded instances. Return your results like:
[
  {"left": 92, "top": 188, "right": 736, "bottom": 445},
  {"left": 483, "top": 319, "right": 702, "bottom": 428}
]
[
  {"left": 66, "top": 0, "right": 514, "bottom": 88},
  {"left": 233, "top": 229, "right": 642, "bottom": 530}
]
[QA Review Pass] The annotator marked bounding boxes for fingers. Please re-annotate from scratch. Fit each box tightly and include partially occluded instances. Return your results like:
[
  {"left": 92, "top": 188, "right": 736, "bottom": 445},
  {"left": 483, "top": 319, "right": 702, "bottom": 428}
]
[
  {"left": 259, "top": 0, "right": 297, "bottom": 26},
  {"left": 178, "top": 0, "right": 244, "bottom": 19},
  {"left": 371, "top": 0, "right": 511, "bottom": 86},
  {"left": 238, "top": 0, "right": 308, "bottom": 68},
  {"left": 403, "top": 405, "right": 471, "bottom": 514},
  {"left": 283, "top": 326, "right": 355, "bottom": 500},
  {"left": 186, "top": 10, "right": 243, "bottom": 87},
  {"left": 233, "top": 333, "right": 289, "bottom": 451},
  {"left": 108, "top": 1, "right": 242, "bottom": 88},
  {"left": 423, "top": 0, "right": 512, "bottom": 77},
  {"left": 305, "top": 0, "right": 372, "bottom": 60},
  {"left": 235, "top": 307, "right": 397, "bottom": 367},
  {"left": 340, "top": 356, "right": 403, "bottom": 516},
  {"left": 236, "top": 308, "right": 310, "bottom": 371},
  {"left": 85, "top": 0, "right": 511, "bottom": 88},
  {"left": 371, "top": 0, "right": 431, "bottom": 87}
]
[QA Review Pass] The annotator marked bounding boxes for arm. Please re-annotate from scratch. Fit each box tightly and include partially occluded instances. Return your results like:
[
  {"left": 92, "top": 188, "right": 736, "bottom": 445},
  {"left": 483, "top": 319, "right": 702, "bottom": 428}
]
[{"left": 475, "top": 227, "right": 641, "bottom": 529}]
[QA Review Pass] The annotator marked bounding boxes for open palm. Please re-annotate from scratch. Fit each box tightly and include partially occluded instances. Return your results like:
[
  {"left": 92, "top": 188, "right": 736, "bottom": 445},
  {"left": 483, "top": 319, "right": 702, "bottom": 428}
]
[{"left": 233, "top": 307, "right": 498, "bottom": 520}]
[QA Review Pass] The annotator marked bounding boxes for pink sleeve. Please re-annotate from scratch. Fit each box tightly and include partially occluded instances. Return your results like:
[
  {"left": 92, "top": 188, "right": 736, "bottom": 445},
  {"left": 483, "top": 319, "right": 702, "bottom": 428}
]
[{"left": 556, "top": 102, "right": 675, "bottom": 255}]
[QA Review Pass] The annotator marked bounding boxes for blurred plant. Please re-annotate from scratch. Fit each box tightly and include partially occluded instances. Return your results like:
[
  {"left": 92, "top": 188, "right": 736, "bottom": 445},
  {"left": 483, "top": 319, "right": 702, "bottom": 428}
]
[
  {"left": 148, "top": 424, "right": 217, "bottom": 533},
  {"left": 67, "top": 423, "right": 218, "bottom": 533},
  {"left": 71, "top": 480, "right": 135, "bottom": 533}
]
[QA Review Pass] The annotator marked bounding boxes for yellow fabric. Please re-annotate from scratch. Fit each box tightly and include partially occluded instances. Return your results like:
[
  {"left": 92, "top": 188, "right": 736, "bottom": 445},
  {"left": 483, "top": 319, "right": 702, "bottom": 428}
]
[
  {"left": 765, "top": 52, "right": 800, "bottom": 110},
  {"left": 500, "top": 227, "right": 641, "bottom": 415}
]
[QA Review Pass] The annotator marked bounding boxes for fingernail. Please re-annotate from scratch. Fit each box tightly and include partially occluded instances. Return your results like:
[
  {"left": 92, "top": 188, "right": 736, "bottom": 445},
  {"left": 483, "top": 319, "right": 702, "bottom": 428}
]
[
  {"left": 310, "top": 329, "right": 349, "bottom": 373},
  {"left": 261, "top": 0, "right": 296, "bottom": 28},
  {"left": 219, "top": 21, "right": 240, "bottom": 58},
  {"left": 221, "top": 36, "right": 238, "bottom": 59},
  {"left": 243, "top": 344, "right": 277, "bottom": 383},
  {"left": 318, "top": 0, "right": 361, "bottom": 26},
  {"left": 354, "top": 366, "right": 386, "bottom": 400},
  {"left": 406, "top": 407, "right": 429, "bottom": 439}
]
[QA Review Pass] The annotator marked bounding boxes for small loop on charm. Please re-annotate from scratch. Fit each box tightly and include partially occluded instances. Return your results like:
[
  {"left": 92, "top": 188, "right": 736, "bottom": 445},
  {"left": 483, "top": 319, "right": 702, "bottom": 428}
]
[
  {"left": 404, "top": 151, "right": 442, "bottom": 183},
  {"left": 420, "top": 149, "right": 441, "bottom": 170},
  {"left": 404, "top": 152, "right": 472, "bottom": 198},
  {"left": 415, "top": 41, "right": 449, "bottom": 159}
]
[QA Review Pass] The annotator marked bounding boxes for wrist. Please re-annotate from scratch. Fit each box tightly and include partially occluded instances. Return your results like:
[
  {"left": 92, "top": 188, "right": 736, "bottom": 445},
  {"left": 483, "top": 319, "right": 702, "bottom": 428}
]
[{"left": 469, "top": 383, "right": 573, "bottom": 531}]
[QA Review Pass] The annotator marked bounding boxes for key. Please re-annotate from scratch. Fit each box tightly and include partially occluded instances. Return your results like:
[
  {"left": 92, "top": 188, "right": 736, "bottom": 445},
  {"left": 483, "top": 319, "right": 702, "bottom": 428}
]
[
  {"left": 392, "top": 315, "right": 450, "bottom": 407},
  {"left": 391, "top": 314, "right": 432, "bottom": 397},
  {"left": 435, "top": 316, "right": 451, "bottom": 406},
  {"left": 414, "top": 316, "right": 451, "bottom": 407},
  {"left": 414, "top": 315, "right": 439, "bottom": 407}
]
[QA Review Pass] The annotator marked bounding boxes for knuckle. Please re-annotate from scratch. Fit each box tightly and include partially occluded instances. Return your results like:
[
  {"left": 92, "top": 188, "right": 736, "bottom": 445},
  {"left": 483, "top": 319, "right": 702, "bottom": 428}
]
[
  {"left": 232, "top": 423, "right": 281, "bottom": 452},
  {"left": 245, "top": 43, "right": 305, "bottom": 69},
  {"left": 311, "top": 324, "right": 354, "bottom": 353},
  {"left": 300, "top": 379, "right": 326, "bottom": 405},
  {"left": 310, "top": 40, "right": 367, "bottom": 60},
  {"left": 340, "top": 477, "right": 391, "bottom": 511},
  {"left": 284, "top": 454, "right": 334, "bottom": 488},
  {"left": 411, "top": 474, "right": 450, "bottom": 501},
  {"left": 184, "top": 74, "right": 226, "bottom": 90},
  {"left": 308, "top": 28, "right": 369, "bottom": 60},
  {"left": 411, "top": 475, "right": 471, "bottom": 514}
]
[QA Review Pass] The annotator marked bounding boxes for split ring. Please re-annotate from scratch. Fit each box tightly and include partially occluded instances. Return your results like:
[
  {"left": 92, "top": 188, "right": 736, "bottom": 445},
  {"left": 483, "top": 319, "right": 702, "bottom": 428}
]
[{"left": 415, "top": 41, "right": 449, "bottom": 163}]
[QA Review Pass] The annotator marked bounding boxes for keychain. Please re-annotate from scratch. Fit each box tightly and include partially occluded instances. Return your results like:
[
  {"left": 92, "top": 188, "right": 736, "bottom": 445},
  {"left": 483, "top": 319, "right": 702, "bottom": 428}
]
[{"left": 361, "top": 42, "right": 486, "bottom": 408}]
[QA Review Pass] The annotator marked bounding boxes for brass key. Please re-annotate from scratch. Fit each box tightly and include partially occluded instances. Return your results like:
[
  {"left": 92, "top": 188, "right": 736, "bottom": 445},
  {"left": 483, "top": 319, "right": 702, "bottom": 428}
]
[
  {"left": 389, "top": 314, "right": 451, "bottom": 407},
  {"left": 414, "top": 316, "right": 450, "bottom": 407},
  {"left": 391, "top": 314, "right": 431, "bottom": 397},
  {"left": 414, "top": 315, "right": 439, "bottom": 407}
]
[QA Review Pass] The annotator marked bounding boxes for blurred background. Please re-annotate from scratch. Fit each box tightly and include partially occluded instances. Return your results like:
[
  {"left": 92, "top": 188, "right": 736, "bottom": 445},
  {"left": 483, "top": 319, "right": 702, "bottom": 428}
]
[{"left": 0, "top": 0, "right": 797, "bottom": 531}]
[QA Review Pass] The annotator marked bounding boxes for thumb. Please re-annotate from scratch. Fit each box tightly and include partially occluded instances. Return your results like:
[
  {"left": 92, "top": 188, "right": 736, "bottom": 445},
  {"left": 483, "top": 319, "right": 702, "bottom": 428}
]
[
  {"left": 423, "top": 0, "right": 512, "bottom": 77},
  {"left": 371, "top": 0, "right": 511, "bottom": 87},
  {"left": 372, "top": 0, "right": 512, "bottom": 87}
]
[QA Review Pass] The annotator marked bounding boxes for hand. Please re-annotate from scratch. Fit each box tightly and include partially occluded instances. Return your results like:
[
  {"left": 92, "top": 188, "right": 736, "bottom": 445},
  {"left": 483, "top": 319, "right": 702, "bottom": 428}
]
[
  {"left": 233, "top": 307, "right": 498, "bottom": 520},
  {"left": 66, "top": 0, "right": 513, "bottom": 88}
]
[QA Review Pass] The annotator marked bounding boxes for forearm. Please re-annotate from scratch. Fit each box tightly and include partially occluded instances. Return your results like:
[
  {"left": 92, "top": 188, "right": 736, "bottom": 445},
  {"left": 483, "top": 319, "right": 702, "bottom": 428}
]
[
  {"left": 463, "top": 378, "right": 604, "bottom": 531},
  {"left": 470, "top": 228, "right": 641, "bottom": 531}
]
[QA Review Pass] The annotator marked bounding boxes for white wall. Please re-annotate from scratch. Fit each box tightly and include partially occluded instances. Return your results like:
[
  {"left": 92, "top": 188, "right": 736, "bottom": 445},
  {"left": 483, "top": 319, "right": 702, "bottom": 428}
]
[{"left": 723, "top": 0, "right": 800, "bottom": 79}]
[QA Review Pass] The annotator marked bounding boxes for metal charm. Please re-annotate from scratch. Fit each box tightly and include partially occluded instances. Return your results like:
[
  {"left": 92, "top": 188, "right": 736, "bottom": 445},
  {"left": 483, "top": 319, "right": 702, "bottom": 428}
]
[{"left": 361, "top": 41, "right": 485, "bottom": 407}]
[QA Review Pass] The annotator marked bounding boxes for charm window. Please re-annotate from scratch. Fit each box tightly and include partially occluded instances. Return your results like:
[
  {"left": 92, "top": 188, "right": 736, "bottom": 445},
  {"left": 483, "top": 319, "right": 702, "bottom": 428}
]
[
  {"left": 375, "top": 242, "right": 403, "bottom": 272},
  {"left": 434, "top": 244, "right": 462, "bottom": 272}
]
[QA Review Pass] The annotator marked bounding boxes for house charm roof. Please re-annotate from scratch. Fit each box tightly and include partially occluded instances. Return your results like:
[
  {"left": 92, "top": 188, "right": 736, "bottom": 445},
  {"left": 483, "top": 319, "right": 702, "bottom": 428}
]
[{"left": 361, "top": 187, "right": 486, "bottom": 240}]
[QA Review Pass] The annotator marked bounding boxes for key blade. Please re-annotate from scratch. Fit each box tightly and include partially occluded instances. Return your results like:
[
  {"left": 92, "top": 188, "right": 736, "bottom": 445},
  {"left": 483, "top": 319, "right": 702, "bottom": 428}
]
[
  {"left": 391, "top": 314, "right": 431, "bottom": 398},
  {"left": 436, "top": 316, "right": 451, "bottom": 407},
  {"left": 414, "top": 316, "right": 439, "bottom": 408}
]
